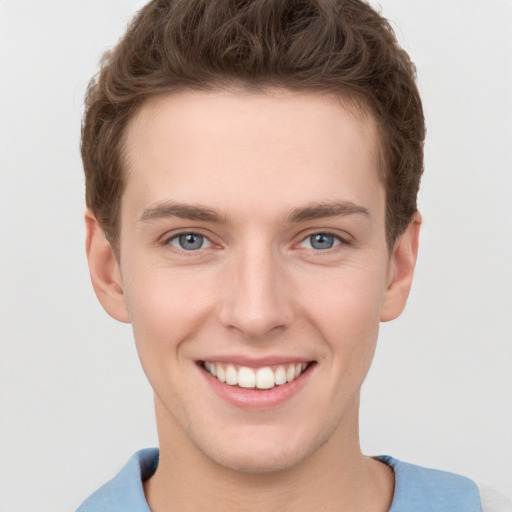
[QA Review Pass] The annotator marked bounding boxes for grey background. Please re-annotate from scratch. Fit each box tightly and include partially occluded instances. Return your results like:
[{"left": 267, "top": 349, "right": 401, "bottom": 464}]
[{"left": 1, "top": 0, "right": 511, "bottom": 509}]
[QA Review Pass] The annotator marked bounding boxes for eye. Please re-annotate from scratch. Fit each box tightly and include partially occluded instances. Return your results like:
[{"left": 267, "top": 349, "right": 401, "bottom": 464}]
[
  {"left": 169, "top": 233, "right": 212, "bottom": 251},
  {"left": 301, "top": 233, "right": 342, "bottom": 250}
]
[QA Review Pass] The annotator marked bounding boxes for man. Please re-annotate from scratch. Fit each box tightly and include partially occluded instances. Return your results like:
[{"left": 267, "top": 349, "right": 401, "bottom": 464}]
[{"left": 77, "top": 0, "right": 495, "bottom": 510}]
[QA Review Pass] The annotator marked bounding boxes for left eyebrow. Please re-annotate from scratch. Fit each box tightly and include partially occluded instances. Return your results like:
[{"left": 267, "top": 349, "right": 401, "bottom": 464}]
[{"left": 285, "top": 201, "right": 371, "bottom": 223}]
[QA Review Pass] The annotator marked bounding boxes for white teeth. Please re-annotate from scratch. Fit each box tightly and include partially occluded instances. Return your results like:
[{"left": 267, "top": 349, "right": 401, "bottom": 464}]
[
  {"left": 238, "top": 367, "right": 256, "bottom": 388},
  {"left": 226, "top": 364, "right": 238, "bottom": 385},
  {"left": 216, "top": 365, "right": 226, "bottom": 383},
  {"left": 205, "top": 361, "right": 310, "bottom": 389},
  {"left": 256, "top": 367, "right": 275, "bottom": 389},
  {"left": 275, "top": 365, "right": 287, "bottom": 385}
]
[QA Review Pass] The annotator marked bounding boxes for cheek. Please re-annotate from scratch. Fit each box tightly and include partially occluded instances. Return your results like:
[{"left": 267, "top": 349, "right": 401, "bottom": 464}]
[
  {"left": 302, "top": 261, "right": 387, "bottom": 322},
  {"left": 123, "top": 269, "right": 213, "bottom": 367},
  {"left": 298, "top": 265, "right": 386, "bottom": 360}
]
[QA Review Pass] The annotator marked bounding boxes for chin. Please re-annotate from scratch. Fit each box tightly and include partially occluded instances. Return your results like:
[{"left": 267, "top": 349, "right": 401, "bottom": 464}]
[
  {"left": 207, "top": 444, "right": 308, "bottom": 474},
  {"left": 196, "top": 424, "right": 328, "bottom": 475}
]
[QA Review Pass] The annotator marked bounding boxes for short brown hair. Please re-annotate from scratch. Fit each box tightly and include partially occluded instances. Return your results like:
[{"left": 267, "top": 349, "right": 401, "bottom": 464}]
[{"left": 82, "top": 0, "right": 425, "bottom": 251}]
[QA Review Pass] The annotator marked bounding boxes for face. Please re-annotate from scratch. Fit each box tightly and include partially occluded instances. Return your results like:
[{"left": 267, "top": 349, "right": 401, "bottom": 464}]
[{"left": 88, "top": 89, "right": 418, "bottom": 473}]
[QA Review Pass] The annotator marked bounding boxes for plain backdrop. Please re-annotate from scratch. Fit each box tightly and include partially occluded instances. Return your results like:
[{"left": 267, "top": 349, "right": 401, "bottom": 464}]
[{"left": 0, "top": 1, "right": 511, "bottom": 510}]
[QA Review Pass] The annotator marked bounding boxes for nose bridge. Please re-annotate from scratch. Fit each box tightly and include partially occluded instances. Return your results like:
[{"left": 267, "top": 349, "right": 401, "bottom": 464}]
[{"left": 219, "top": 239, "right": 292, "bottom": 339}]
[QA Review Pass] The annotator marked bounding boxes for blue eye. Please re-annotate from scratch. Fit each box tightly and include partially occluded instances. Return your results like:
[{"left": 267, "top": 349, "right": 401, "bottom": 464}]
[
  {"left": 303, "top": 233, "right": 341, "bottom": 250},
  {"left": 170, "top": 233, "right": 210, "bottom": 251}
]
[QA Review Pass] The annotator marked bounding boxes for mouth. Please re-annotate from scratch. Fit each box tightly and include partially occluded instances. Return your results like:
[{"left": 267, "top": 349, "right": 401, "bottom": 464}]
[{"left": 200, "top": 361, "right": 314, "bottom": 390}]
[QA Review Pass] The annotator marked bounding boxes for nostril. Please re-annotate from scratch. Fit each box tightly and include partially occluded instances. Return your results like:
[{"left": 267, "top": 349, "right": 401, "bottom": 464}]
[{"left": 217, "top": 273, "right": 294, "bottom": 339}]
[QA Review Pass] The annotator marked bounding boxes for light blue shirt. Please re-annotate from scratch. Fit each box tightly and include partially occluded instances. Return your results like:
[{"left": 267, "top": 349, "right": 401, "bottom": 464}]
[{"left": 77, "top": 448, "right": 482, "bottom": 511}]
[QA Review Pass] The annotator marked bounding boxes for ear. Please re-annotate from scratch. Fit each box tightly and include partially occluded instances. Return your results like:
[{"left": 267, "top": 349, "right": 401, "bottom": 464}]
[
  {"left": 85, "top": 210, "right": 130, "bottom": 323},
  {"left": 380, "top": 212, "right": 421, "bottom": 322}
]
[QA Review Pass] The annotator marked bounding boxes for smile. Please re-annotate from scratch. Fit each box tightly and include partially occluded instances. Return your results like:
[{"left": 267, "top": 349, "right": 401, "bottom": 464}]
[{"left": 202, "top": 361, "right": 311, "bottom": 390}]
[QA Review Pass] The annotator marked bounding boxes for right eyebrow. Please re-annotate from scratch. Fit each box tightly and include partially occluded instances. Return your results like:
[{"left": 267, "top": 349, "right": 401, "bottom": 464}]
[{"left": 138, "top": 201, "right": 225, "bottom": 223}]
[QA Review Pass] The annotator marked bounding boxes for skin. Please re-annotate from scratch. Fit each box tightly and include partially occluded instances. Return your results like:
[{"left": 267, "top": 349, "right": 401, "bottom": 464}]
[{"left": 86, "top": 89, "right": 420, "bottom": 511}]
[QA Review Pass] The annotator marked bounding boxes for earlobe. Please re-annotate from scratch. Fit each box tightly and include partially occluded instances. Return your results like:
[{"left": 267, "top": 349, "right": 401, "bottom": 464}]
[
  {"left": 85, "top": 210, "right": 131, "bottom": 323},
  {"left": 380, "top": 212, "right": 421, "bottom": 322}
]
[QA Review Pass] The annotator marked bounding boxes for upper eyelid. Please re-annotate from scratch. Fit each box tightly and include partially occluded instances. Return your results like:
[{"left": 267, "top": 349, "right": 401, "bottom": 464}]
[
  {"left": 297, "top": 229, "right": 351, "bottom": 244},
  {"left": 169, "top": 232, "right": 210, "bottom": 241},
  {"left": 161, "top": 228, "right": 214, "bottom": 243}
]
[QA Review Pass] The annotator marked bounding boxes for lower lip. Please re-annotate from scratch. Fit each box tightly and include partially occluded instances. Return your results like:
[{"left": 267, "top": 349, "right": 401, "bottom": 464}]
[{"left": 200, "top": 364, "right": 314, "bottom": 411}]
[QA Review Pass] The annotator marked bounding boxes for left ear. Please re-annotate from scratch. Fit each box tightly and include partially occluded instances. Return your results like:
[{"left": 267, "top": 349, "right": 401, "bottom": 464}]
[{"left": 380, "top": 212, "right": 421, "bottom": 322}]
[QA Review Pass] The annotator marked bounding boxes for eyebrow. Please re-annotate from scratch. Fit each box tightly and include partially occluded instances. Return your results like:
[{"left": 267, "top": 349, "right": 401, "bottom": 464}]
[
  {"left": 139, "top": 201, "right": 224, "bottom": 223},
  {"left": 285, "top": 201, "right": 371, "bottom": 223},
  {"left": 138, "top": 200, "right": 370, "bottom": 224}
]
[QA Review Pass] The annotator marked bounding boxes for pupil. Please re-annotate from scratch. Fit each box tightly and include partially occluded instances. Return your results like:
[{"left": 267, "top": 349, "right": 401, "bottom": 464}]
[
  {"left": 311, "top": 233, "right": 334, "bottom": 250},
  {"left": 179, "top": 233, "right": 203, "bottom": 250}
]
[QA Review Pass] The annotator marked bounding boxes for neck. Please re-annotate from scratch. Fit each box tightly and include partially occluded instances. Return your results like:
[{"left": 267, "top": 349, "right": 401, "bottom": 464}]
[{"left": 145, "top": 396, "right": 394, "bottom": 512}]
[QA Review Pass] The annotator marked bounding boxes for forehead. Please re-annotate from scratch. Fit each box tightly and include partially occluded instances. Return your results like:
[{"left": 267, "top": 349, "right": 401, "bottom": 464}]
[{"left": 121, "top": 88, "right": 384, "bottom": 224}]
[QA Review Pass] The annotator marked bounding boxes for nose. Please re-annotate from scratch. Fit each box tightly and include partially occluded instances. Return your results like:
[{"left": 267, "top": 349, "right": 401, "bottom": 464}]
[{"left": 218, "top": 244, "right": 294, "bottom": 340}]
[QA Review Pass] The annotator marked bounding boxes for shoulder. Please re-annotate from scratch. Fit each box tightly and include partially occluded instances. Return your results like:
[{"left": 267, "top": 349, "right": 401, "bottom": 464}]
[
  {"left": 377, "top": 455, "right": 481, "bottom": 511},
  {"left": 479, "top": 484, "right": 512, "bottom": 512},
  {"left": 378, "top": 456, "right": 512, "bottom": 512},
  {"left": 76, "top": 448, "right": 159, "bottom": 512}
]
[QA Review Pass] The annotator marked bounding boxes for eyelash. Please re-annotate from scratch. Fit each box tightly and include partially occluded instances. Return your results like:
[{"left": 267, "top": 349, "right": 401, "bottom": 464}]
[
  {"left": 164, "top": 231, "right": 213, "bottom": 253},
  {"left": 298, "top": 231, "right": 351, "bottom": 251},
  {"left": 162, "top": 230, "right": 351, "bottom": 254}
]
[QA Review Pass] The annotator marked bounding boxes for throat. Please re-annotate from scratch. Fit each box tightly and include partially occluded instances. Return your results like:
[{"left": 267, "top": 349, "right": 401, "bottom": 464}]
[{"left": 144, "top": 446, "right": 394, "bottom": 512}]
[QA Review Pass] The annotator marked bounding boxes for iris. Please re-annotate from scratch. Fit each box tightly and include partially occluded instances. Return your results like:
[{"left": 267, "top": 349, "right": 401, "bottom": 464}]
[
  {"left": 310, "top": 233, "right": 336, "bottom": 250},
  {"left": 177, "top": 233, "right": 204, "bottom": 250}
]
